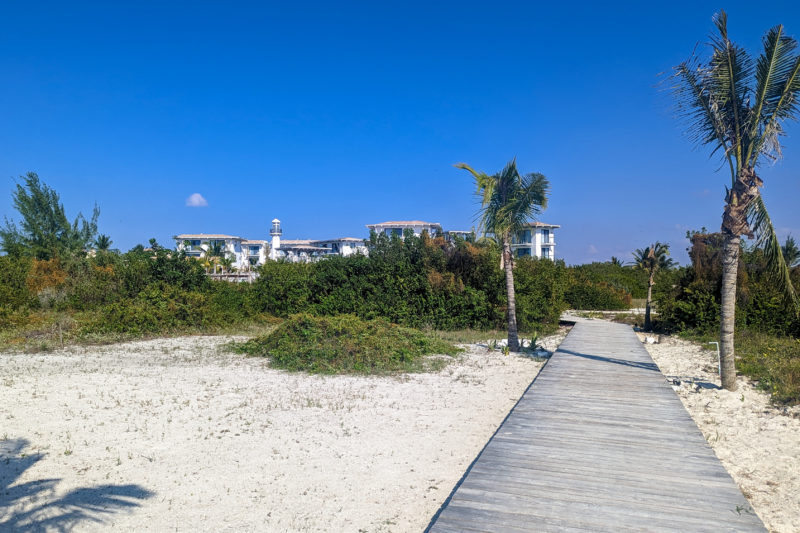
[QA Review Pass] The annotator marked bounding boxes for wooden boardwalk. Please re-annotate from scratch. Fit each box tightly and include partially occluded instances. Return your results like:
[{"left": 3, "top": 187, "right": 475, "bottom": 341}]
[{"left": 427, "top": 319, "right": 765, "bottom": 532}]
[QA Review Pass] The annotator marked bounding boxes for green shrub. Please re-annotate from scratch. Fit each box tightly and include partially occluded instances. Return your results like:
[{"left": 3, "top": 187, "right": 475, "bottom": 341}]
[
  {"left": 86, "top": 283, "right": 209, "bottom": 335},
  {"left": 567, "top": 262, "right": 648, "bottom": 299},
  {"left": 0, "top": 255, "right": 34, "bottom": 309},
  {"left": 232, "top": 313, "right": 462, "bottom": 374},
  {"left": 564, "top": 280, "right": 631, "bottom": 310},
  {"left": 514, "top": 257, "right": 569, "bottom": 329},
  {"left": 657, "top": 277, "right": 719, "bottom": 333}
]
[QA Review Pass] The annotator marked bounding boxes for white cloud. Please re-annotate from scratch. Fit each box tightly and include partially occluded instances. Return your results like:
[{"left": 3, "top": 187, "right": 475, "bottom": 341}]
[
  {"left": 587, "top": 244, "right": 598, "bottom": 254},
  {"left": 186, "top": 193, "right": 208, "bottom": 207}
]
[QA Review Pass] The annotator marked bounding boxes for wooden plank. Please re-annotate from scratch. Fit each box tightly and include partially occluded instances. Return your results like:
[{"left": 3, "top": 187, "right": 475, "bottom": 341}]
[{"left": 426, "top": 319, "right": 766, "bottom": 532}]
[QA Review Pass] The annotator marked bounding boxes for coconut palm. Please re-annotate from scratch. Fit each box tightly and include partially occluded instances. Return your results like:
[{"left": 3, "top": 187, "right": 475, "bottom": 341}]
[
  {"left": 456, "top": 159, "right": 550, "bottom": 352},
  {"left": 632, "top": 243, "right": 675, "bottom": 332},
  {"left": 204, "top": 241, "right": 227, "bottom": 274},
  {"left": 610, "top": 256, "right": 625, "bottom": 267},
  {"left": 671, "top": 11, "right": 800, "bottom": 390},
  {"left": 94, "top": 234, "right": 112, "bottom": 251},
  {"left": 782, "top": 236, "right": 800, "bottom": 267},
  {"left": 219, "top": 255, "right": 236, "bottom": 274}
]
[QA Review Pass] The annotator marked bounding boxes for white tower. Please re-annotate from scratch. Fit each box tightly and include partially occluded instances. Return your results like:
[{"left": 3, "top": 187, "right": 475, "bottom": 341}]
[{"left": 269, "top": 218, "right": 282, "bottom": 260}]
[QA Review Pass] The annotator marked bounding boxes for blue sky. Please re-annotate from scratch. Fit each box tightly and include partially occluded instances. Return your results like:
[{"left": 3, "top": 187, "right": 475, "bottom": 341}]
[{"left": 1, "top": 1, "right": 799, "bottom": 264}]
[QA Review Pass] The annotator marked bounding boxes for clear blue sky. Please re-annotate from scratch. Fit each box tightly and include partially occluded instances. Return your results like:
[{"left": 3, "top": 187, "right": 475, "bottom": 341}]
[{"left": 2, "top": 1, "right": 799, "bottom": 264}]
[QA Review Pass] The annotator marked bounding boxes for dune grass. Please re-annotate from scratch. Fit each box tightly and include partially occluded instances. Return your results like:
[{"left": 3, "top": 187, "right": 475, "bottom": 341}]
[
  {"left": 231, "top": 313, "right": 462, "bottom": 374},
  {"left": 680, "top": 328, "right": 800, "bottom": 405}
]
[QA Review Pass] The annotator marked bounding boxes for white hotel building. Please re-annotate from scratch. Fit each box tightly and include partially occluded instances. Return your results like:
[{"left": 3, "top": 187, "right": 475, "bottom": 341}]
[
  {"left": 174, "top": 219, "right": 558, "bottom": 267},
  {"left": 510, "top": 222, "right": 559, "bottom": 260}
]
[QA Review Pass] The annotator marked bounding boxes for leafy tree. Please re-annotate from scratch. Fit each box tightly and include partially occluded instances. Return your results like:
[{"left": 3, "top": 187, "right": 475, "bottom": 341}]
[
  {"left": 610, "top": 256, "right": 625, "bottom": 267},
  {"left": 671, "top": 11, "right": 800, "bottom": 390},
  {"left": 95, "top": 234, "right": 113, "bottom": 251},
  {"left": 632, "top": 242, "right": 675, "bottom": 331},
  {"left": 1, "top": 172, "right": 99, "bottom": 259},
  {"left": 456, "top": 159, "right": 550, "bottom": 351},
  {"left": 782, "top": 236, "right": 800, "bottom": 267}
]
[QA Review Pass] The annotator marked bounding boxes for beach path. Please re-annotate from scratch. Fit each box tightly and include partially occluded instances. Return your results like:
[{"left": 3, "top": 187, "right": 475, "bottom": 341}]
[{"left": 427, "top": 319, "right": 766, "bottom": 532}]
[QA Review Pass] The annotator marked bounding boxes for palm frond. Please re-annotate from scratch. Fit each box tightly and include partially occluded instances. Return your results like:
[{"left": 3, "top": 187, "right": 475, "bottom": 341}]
[
  {"left": 747, "top": 25, "right": 800, "bottom": 164},
  {"left": 708, "top": 11, "right": 755, "bottom": 172},
  {"left": 672, "top": 59, "right": 734, "bottom": 171},
  {"left": 748, "top": 195, "right": 799, "bottom": 309},
  {"left": 456, "top": 159, "right": 549, "bottom": 241}
]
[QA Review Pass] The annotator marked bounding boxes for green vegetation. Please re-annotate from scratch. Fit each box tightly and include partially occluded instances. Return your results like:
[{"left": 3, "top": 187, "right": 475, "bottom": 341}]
[
  {"left": 0, "top": 227, "right": 573, "bottom": 350},
  {"left": 231, "top": 313, "right": 462, "bottom": 374},
  {"left": 680, "top": 329, "right": 800, "bottom": 405}
]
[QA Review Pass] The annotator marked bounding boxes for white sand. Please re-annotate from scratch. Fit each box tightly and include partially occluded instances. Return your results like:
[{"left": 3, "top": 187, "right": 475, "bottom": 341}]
[
  {"left": 0, "top": 330, "right": 565, "bottom": 532},
  {"left": 642, "top": 333, "right": 800, "bottom": 533}
]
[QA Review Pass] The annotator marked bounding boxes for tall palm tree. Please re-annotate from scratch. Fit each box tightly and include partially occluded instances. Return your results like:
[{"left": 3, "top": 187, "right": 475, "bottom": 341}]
[
  {"left": 782, "top": 236, "right": 800, "bottom": 267},
  {"left": 456, "top": 159, "right": 550, "bottom": 352},
  {"left": 672, "top": 11, "right": 800, "bottom": 390},
  {"left": 632, "top": 242, "right": 675, "bottom": 332}
]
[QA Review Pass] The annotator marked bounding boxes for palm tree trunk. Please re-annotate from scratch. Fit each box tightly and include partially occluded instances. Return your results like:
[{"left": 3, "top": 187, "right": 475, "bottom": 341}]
[
  {"left": 719, "top": 233, "right": 740, "bottom": 391},
  {"left": 502, "top": 237, "right": 520, "bottom": 352},
  {"left": 644, "top": 274, "right": 654, "bottom": 331}
]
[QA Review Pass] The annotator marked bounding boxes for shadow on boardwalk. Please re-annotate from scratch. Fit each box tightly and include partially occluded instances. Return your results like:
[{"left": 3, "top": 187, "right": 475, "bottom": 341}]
[
  {"left": 558, "top": 348, "right": 660, "bottom": 372},
  {"left": 0, "top": 438, "right": 153, "bottom": 532}
]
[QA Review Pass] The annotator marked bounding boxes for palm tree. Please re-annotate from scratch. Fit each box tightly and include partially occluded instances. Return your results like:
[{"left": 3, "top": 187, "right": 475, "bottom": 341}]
[
  {"left": 219, "top": 255, "right": 235, "bottom": 274},
  {"left": 456, "top": 159, "right": 550, "bottom": 352},
  {"left": 205, "top": 241, "right": 226, "bottom": 274},
  {"left": 671, "top": 11, "right": 800, "bottom": 390},
  {"left": 782, "top": 236, "right": 800, "bottom": 267},
  {"left": 610, "top": 256, "right": 624, "bottom": 267},
  {"left": 94, "top": 234, "right": 112, "bottom": 251},
  {"left": 632, "top": 243, "right": 675, "bottom": 332}
]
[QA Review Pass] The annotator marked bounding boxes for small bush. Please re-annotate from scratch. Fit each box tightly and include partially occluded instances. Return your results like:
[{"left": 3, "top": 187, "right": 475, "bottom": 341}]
[{"left": 232, "top": 313, "right": 462, "bottom": 374}]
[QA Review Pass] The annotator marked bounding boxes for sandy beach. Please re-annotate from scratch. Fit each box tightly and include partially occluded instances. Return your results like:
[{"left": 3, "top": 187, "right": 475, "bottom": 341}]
[
  {"left": 0, "top": 330, "right": 565, "bottom": 532},
  {"left": 643, "top": 333, "right": 800, "bottom": 533}
]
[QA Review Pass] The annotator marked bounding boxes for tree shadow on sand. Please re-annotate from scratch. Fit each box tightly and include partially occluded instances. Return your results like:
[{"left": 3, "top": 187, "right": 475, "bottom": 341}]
[{"left": 0, "top": 438, "right": 154, "bottom": 532}]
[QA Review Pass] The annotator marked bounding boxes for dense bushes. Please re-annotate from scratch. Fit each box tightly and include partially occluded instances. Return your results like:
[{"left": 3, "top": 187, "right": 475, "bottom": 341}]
[
  {"left": 566, "top": 262, "right": 649, "bottom": 299},
  {"left": 656, "top": 233, "right": 800, "bottom": 338},
  {"left": 0, "top": 233, "right": 574, "bottom": 346},
  {"left": 514, "top": 257, "right": 569, "bottom": 328},
  {"left": 564, "top": 280, "right": 631, "bottom": 311},
  {"left": 232, "top": 313, "right": 461, "bottom": 374}
]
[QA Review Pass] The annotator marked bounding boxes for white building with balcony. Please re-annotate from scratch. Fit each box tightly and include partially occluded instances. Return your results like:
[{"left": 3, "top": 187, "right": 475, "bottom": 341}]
[
  {"left": 268, "top": 219, "right": 367, "bottom": 262},
  {"left": 366, "top": 220, "right": 443, "bottom": 238},
  {"left": 510, "top": 222, "right": 559, "bottom": 260},
  {"left": 174, "top": 234, "right": 268, "bottom": 270}
]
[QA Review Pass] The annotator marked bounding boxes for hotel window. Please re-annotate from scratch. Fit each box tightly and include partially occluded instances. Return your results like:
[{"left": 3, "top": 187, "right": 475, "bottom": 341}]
[
  {"left": 543, "top": 248, "right": 551, "bottom": 259},
  {"left": 516, "top": 248, "right": 531, "bottom": 258},
  {"left": 542, "top": 229, "right": 550, "bottom": 244}
]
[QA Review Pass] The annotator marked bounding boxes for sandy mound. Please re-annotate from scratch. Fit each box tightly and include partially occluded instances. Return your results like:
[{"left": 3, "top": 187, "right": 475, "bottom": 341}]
[
  {"left": 642, "top": 333, "right": 800, "bottom": 533},
  {"left": 0, "top": 328, "right": 566, "bottom": 532}
]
